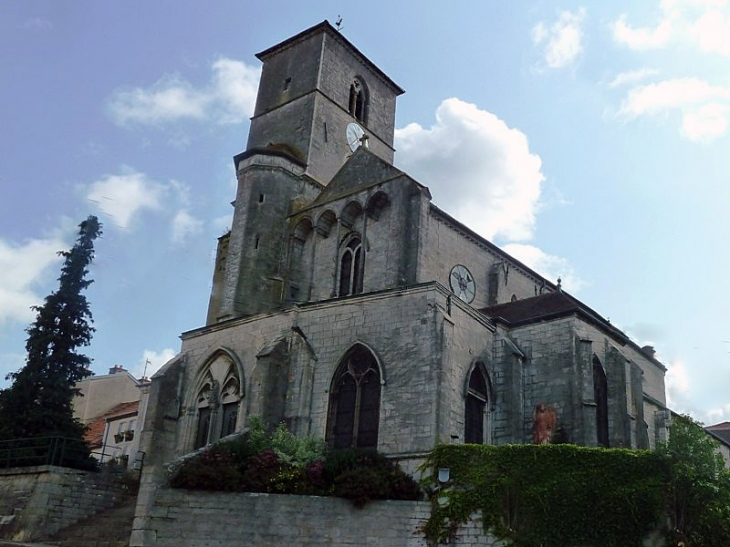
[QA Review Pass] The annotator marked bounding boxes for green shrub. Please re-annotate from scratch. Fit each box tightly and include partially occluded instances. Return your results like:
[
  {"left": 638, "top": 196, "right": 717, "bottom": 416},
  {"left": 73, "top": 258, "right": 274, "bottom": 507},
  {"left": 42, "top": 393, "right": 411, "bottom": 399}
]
[
  {"left": 170, "top": 444, "right": 241, "bottom": 491},
  {"left": 168, "top": 420, "right": 420, "bottom": 507},
  {"left": 658, "top": 414, "right": 730, "bottom": 546},
  {"left": 421, "top": 444, "right": 669, "bottom": 546},
  {"left": 326, "top": 448, "right": 422, "bottom": 507}
]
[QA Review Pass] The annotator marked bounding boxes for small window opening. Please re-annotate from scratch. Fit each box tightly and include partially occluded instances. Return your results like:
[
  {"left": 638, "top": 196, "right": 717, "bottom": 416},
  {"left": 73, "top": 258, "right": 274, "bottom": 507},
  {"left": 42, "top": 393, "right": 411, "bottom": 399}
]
[
  {"left": 339, "top": 237, "right": 363, "bottom": 296},
  {"left": 348, "top": 79, "right": 368, "bottom": 123},
  {"left": 254, "top": 235, "right": 260, "bottom": 249},
  {"left": 221, "top": 402, "right": 238, "bottom": 438},
  {"left": 258, "top": 193, "right": 265, "bottom": 203},
  {"left": 194, "top": 407, "right": 211, "bottom": 449},
  {"left": 283, "top": 77, "right": 291, "bottom": 90},
  {"left": 593, "top": 357, "right": 609, "bottom": 447}
]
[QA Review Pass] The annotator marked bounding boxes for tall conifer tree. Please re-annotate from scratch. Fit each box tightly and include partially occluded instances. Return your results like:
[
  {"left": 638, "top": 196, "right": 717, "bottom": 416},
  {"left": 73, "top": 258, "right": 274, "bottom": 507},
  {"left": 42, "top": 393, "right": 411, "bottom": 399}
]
[{"left": 0, "top": 216, "right": 102, "bottom": 442}]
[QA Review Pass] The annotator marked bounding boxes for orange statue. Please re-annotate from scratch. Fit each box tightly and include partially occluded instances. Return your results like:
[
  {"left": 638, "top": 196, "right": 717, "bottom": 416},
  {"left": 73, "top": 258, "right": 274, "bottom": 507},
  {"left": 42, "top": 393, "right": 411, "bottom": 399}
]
[{"left": 533, "top": 403, "right": 558, "bottom": 444}]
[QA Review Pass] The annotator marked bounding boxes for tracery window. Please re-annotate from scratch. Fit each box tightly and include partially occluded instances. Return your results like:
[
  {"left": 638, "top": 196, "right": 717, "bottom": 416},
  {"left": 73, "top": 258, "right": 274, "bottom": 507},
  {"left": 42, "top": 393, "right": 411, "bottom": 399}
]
[
  {"left": 339, "top": 236, "right": 363, "bottom": 296},
  {"left": 195, "top": 406, "right": 212, "bottom": 449},
  {"left": 192, "top": 354, "right": 243, "bottom": 449},
  {"left": 348, "top": 78, "right": 368, "bottom": 123},
  {"left": 327, "top": 345, "right": 381, "bottom": 449},
  {"left": 593, "top": 356, "right": 609, "bottom": 447},
  {"left": 465, "top": 365, "right": 491, "bottom": 444}
]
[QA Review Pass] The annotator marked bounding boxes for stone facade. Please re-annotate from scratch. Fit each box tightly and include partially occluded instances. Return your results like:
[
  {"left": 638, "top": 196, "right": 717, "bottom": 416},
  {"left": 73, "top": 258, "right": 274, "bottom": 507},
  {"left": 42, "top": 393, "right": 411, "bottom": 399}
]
[
  {"left": 131, "top": 488, "right": 504, "bottom": 547},
  {"left": 0, "top": 465, "right": 131, "bottom": 542},
  {"left": 133, "top": 22, "right": 673, "bottom": 541},
  {"left": 143, "top": 20, "right": 666, "bottom": 462}
]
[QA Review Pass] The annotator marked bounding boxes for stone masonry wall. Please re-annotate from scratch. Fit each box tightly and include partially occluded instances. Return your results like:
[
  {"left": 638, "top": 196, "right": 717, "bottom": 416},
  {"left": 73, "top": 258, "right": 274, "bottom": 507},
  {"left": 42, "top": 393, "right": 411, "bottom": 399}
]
[
  {"left": 0, "top": 465, "right": 131, "bottom": 542},
  {"left": 176, "top": 284, "right": 465, "bottom": 461},
  {"left": 419, "top": 212, "right": 547, "bottom": 310},
  {"left": 130, "top": 488, "right": 505, "bottom": 547}
]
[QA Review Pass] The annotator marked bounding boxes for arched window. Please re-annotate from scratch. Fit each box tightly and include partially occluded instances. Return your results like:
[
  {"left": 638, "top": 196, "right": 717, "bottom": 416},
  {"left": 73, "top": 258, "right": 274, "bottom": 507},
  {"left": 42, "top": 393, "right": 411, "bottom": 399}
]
[
  {"left": 327, "top": 345, "right": 381, "bottom": 449},
  {"left": 339, "top": 236, "right": 363, "bottom": 296},
  {"left": 288, "top": 218, "right": 313, "bottom": 302},
  {"left": 219, "top": 373, "right": 241, "bottom": 438},
  {"left": 348, "top": 78, "right": 368, "bottom": 123},
  {"left": 192, "top": 353, "right": 243, "bottom": 449},
  {"left": 194, "top": 379, "right": 215, "bottom": 449},
  {"left": 593, "top": 356, "right": 609, "bottom": 447},
  {"left": 465, "top": 365, "right": 491, "bottom": 444}
]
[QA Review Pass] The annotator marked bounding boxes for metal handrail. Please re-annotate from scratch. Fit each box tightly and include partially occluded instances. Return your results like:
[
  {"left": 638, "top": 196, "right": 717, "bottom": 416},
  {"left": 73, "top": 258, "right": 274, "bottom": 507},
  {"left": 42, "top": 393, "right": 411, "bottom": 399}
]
[{"left": 0, "top": 435, "right": 96, "bottom": 470}]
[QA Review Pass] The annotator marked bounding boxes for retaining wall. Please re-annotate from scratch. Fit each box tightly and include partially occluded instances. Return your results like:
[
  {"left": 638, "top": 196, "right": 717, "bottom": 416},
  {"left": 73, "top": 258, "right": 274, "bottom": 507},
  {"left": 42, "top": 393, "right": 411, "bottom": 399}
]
[
  {"left": 0, "top": 465, "right": 131, "bottom": 542},
  {"left": 130, "top": 488, "right": 504, "bottom": 547}
]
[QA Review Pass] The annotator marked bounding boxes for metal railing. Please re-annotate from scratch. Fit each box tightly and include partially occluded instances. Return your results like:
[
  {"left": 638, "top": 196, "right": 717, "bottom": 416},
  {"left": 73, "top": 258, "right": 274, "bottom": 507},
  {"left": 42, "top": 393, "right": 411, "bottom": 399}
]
[{"left": 0, "top": 436, "right": 97, "bottom": 470}]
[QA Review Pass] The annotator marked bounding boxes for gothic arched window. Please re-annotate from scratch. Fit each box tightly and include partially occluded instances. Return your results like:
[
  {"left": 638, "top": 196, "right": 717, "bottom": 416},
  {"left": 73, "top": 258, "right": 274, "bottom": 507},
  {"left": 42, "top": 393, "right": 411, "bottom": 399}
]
[
  {"left": 465, "top": 365, "right": 491, "bottom": 444},
  {"left": 348, "top": 78, "right": 368, "bottom": 123},
  {"left": 339, "top": 236, "right": 363, "bottom": 296},
  {"left": 194, "top": 379, "right": 214, "bottom": 449},
  {"left": 327, "top": 345, "right": 381, "bottom": 449},
  {"left": 192, "top": 354, "right": 243, "bottom": 450},
  {"left": 593, "top": 356, "right": 609, "bottom": 447},
  {"left": 288, "top": 218, "right": 313, "bottom": 303},
  {"left": 219, "top": 373, "right": 241, "bottom": 438}
]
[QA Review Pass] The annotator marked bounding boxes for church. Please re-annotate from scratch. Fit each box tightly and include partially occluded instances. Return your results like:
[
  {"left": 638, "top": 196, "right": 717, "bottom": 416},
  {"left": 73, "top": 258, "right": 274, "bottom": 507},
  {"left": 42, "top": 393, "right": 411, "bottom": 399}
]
[{"left": 142, "top": 20, "right": 669, "bottom": 471}]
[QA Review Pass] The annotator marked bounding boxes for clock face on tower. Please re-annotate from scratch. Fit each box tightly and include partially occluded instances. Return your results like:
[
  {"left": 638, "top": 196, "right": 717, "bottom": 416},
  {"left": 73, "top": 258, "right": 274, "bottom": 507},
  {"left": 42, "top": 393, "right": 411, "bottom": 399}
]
[
  {"left": 449, "top": 264, "right": 476, "bottom": 303},
  {"left": 346, "top": 122, "right": 368, "bottom": 152}
]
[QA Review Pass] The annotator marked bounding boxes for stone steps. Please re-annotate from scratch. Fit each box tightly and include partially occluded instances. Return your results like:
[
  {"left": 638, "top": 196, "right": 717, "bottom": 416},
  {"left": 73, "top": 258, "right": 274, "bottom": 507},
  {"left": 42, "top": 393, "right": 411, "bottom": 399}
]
[{"left": 42, "top": 495, "right": 137, "bottom": 547}]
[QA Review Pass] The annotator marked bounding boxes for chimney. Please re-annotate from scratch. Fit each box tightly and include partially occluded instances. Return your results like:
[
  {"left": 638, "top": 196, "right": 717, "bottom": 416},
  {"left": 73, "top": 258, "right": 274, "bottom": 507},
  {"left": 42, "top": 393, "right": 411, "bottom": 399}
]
[
  {"left": 641, "top": 345, "right": 656, "bottom": 359},
  {"left": 109, "top": 365, "right": 126, "bottom": 375}
]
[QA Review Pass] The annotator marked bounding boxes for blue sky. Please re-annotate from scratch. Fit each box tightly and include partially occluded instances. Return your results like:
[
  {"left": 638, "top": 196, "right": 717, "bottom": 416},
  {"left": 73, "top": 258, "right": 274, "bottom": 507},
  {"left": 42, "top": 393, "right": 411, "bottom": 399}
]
[{"left": 2, "top": 1, "right": 729, "bottom": 425}]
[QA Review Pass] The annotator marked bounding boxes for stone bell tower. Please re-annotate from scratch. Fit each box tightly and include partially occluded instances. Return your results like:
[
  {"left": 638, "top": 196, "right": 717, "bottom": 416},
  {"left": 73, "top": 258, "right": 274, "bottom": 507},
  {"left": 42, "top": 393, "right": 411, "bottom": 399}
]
[
  {"left": 207, "top": 21, "right": 404, "bottom": 322},
  {"left": 247, "top": 20, "right": 404, "bottom": 185}
]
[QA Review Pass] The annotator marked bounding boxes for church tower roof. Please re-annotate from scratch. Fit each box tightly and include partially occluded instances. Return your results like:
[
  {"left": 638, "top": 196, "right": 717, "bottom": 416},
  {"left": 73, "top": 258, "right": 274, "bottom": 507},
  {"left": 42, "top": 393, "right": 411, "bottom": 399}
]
[{"left": 256, "top": 20, "right": 404, "bottom": 96}]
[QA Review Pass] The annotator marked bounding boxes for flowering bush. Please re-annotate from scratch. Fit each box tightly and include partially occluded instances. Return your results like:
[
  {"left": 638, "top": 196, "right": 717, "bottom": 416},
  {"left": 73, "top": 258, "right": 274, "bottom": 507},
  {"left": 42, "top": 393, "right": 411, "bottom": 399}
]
[{"left": 169, "top": 418, "right": 421, "bottom": 507}]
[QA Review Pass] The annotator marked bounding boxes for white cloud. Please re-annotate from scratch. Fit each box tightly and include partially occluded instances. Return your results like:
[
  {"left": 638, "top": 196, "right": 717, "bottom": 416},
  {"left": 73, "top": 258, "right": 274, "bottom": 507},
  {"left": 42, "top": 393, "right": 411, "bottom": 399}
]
[
  {"left": 108, "top": 74, "right": 208, "bottom": 126},
  {"left": 682, "top": 102, "right": 729, "bottom": 141},
  {"left": 107, "top": 58, "right": 260, "bottom": 127},
  {"left": 86, "top": 168, "right": 165, "bottom": 229},
  {"left": 500, "top": 243, "right": 586, "bottom": 293},
  {"left": 665, "top": 359, "right": 692, "bottom": 409},
  {"left": 614, "top": 0, "right": 730, "bottom": 56},
  {"left": 211, "top": 58, "right": 261, "bottom": 124},
  {"left": 618, "top": 78, "right": 729, "bottom": 117},
  {"left": 532, "top": 8, "right": 586, "bottom": 69},
  {"left": 395, "top": 98, "right": 544, "bottom": 242},
  {"left": 690, "top": 9, "right": 730, "bottom": 56},
  {"left": 172, "top": 210, "right": 204, "bottom": 244},
  {"left": 0, "top": 235, "right": 66, "bottom": 325},
  {"left": 706, "top": 403, "right": 730, "bottom": 423},
  {"left": 86, "top": 171, "right": 211, "bottom": 243},
  {"left": 134, "top": 348, "right": 177, "bottom": 379},
  {"left": 617, "top": 78, "right": 730, "bottom": 141},
  {"left": 613, "top": 14, "right": 674, "bottom": 50},
  {"left": 608, "top": 68, "right": 661, "bottom": 88}
]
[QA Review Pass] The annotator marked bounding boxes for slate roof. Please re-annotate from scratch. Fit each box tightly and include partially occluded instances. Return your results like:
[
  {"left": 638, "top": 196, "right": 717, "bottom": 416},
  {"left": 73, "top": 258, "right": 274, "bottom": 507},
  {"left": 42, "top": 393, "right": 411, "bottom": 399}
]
[
  {"left": 298, "top": 147, "right": 425, "bottom": 212},
  {"left": 255, "top": 20, "right": 404, "bottom": 95},
  {"left": 83, "top": 400, "right": 140, "bottom": 448},
  {"left": 707, "top": 421, "right": 730, "bottom": 443},
  {"left": 480, "top": 291, "right": 667, "bottom": 371},
  {"left": 481, "top": 291, "right": 619, "bottom": 333}
]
